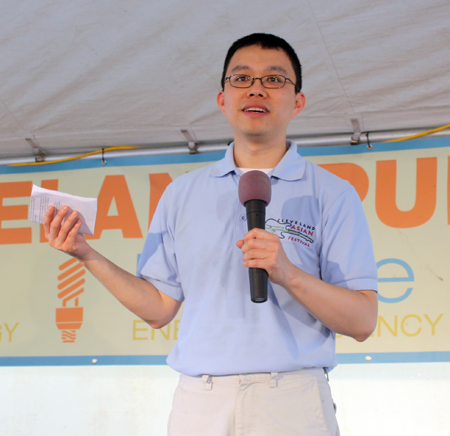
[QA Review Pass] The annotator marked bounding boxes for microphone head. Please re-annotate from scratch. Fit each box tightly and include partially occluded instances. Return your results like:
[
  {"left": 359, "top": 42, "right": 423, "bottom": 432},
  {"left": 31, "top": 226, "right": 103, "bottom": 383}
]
[{"left": 238, "top": 170, "right": 271, "bottom": 206}]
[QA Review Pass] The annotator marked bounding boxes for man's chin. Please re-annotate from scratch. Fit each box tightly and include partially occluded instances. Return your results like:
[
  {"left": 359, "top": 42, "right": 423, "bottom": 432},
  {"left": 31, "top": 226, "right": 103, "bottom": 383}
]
[{"left": 239, "top": 126, "right": 271, "bottom": 140}]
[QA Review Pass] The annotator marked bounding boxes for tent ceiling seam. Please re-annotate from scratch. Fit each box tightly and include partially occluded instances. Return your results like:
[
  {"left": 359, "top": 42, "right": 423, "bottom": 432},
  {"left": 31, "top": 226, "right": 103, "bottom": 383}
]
[
  {"left": 305, "top": 0, "right": 356, "bottom": 116},
  {"left": 0, "top": 96, "right": 31, "bottom": 136}
]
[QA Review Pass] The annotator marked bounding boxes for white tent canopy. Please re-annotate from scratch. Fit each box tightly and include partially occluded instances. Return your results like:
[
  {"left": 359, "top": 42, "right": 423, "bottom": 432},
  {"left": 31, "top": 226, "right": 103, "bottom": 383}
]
[{"left": 1, "top": 0, "right": 449, "bottom": 163}]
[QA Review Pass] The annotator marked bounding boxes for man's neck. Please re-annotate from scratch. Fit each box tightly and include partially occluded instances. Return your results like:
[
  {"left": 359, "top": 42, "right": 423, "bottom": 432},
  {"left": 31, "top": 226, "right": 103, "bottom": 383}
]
[{"left": 233, "top": 138, "right": 288, "bottom": 169}]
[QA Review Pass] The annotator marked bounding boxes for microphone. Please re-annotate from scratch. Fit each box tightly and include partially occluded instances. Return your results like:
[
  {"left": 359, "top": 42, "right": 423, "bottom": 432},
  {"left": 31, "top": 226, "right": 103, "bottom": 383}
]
[{"left": 238, "top": 170, "right": 272, "bottom": 303}]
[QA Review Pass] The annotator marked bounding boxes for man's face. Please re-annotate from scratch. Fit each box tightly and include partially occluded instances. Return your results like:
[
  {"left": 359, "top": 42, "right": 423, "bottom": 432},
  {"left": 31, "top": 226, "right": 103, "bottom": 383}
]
[{"left": 217, "top": 45, "right": 305, "bottom": 144}]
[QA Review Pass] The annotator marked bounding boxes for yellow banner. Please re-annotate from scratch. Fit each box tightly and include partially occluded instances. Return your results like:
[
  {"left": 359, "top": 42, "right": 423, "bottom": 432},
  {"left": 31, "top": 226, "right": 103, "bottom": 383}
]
[{"left": 1, "top": 139, "right": 449, "bottom": 364}]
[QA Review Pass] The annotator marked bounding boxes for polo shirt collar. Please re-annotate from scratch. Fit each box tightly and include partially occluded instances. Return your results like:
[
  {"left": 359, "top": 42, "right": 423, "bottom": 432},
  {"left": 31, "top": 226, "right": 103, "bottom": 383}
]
[
  {"left": 211, "top": 143, "right": 238, "bottom": 177},
  {"left": 211, "top": 140, "right": 305, "bottom": 181},
  {"left": 272, "top": 140, "right": 306, "bottom": 181}
]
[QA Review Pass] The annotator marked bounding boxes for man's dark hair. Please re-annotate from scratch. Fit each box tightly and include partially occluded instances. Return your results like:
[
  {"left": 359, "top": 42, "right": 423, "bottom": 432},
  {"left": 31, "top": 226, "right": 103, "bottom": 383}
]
[{"left": 221, "top": 33, "right": 302, "bottom": 93}]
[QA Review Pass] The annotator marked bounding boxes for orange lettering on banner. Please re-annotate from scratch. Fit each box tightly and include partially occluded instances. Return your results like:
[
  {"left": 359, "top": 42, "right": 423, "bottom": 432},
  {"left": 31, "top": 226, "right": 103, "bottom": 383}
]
[
  {"left": 0, "top": 181, "right": 33, "bottom": 244},
  {"left": 148, "top": 173, "right": 173, "bottom": 228},
  {"left": 319, "top": 163, "right": 369, "bottom": 201},
  {"left": 40, "top": 180, "right": 59, "bottom": 242},
  {"left": 86, "top": 175, "right": 142, "bottom": 239},
  {"left": 376, "top": 158, "right": 437, "bottom": 228}
]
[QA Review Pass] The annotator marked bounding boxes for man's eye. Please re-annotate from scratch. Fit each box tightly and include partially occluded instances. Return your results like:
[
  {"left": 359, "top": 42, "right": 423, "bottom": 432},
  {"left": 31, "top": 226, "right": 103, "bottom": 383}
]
[
  {"left": 234, "top": 75, "right": 250, "bottom": 82},
  {"left": 266, "top": 76, "right": 282, "bottom": 83}
]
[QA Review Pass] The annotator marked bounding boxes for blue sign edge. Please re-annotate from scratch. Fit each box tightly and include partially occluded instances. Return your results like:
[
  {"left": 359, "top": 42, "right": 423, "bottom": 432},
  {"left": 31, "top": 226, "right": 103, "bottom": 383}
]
[{"left": 1, "top": 352, "right": 449, "bottom": 367}]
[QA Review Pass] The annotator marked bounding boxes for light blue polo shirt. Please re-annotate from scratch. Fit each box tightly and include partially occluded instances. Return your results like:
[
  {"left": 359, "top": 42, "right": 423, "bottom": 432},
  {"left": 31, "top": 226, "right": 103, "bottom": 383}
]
[{"left": 137, "top": 141, "right": 378, "bottom": 376}]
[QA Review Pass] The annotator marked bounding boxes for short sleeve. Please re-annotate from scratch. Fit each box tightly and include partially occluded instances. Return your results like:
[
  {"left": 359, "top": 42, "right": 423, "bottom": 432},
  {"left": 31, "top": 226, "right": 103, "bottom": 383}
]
[
  {"left": 319, "top": 185, "right": 378, "bottom": 292},
  {"left": 136, "top": 186, "right": 185, "bottom": 301}
]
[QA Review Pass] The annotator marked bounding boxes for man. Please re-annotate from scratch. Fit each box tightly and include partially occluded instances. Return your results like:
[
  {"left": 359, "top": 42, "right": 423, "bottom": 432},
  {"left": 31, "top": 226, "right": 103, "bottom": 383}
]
[{"left": 45, "top": 33, "right": 378, "bottom": 436}]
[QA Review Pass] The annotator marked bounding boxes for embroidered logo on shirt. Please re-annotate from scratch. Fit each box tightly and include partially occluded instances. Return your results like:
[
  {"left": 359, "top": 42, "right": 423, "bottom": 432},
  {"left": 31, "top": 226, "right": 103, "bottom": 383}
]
[{"left": 266, "top": 218, "right": 316, "bottom": 247}]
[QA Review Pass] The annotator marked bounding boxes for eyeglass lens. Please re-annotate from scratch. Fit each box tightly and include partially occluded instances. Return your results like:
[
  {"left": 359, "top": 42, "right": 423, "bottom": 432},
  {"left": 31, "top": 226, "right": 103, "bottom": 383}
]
[{"left": 229, "top": 74, "right": 287, "bottom": 88}]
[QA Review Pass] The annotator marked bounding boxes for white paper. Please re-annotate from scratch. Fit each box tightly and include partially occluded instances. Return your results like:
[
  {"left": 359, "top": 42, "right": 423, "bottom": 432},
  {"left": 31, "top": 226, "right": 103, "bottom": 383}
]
[{"left": 29, "top": 185, "right": 97, "bottom": 236}]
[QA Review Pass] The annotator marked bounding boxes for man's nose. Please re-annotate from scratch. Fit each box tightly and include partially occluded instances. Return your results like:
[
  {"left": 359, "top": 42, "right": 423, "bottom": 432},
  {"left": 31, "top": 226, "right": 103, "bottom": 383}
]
[{"left": 246, "top": 78, "right": 268, "bottom": 97}]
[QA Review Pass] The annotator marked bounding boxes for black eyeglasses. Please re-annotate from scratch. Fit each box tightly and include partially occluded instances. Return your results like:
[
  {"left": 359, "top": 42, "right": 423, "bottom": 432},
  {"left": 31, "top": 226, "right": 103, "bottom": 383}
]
[{"left": 225, "top": 74, "right": 295, "bottom": 89}]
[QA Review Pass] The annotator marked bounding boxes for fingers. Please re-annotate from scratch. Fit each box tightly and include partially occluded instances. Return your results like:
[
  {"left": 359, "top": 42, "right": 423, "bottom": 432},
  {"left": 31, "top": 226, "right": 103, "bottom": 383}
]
[
  {"left": 238, "top": 228, "right": 291, "bottom": 276},
  {"left": 46, "top": 205, "right": 67, "bottom": 239},
  {"left": 241, "top": 230, "right": 279, "bottom": 254},
  {"left": 45, "top": 205, "right": 80, "bottom": 247},
  {"left": 43, "top": 206, "right": 54, "bottom": 239},
  {"left": 240, "top": 233, "right": 281, "bottom": 269},
  {"left": 242, "top": 242, "right": 277, "bottom": 268},
  {"left": 238, "top": 229, "right": 295, "bottom": 286},
  {"left": 237, "top": 229, "right": 275, "bottom": 252},
  {"left": 243, "top": 227, "right": 279, "bottom": 242}
]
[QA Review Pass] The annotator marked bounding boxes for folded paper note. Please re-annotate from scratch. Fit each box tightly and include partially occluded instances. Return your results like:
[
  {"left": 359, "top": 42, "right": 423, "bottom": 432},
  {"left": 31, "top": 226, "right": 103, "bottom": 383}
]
[{"left": 29, "top": 185, "right": 97, "bottom": 236}]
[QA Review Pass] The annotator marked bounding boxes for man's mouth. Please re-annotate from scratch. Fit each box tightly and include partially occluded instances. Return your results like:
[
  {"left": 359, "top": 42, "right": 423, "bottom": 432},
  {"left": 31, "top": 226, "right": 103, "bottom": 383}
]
[{"left": 243, "top": 107, "right": 268, "bottom": 113}]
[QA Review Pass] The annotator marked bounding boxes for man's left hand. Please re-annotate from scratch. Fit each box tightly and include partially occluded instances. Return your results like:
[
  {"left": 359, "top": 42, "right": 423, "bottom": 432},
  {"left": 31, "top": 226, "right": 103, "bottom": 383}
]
[{"left": 236, "top": 228, "right": 298, "bottom": 288}]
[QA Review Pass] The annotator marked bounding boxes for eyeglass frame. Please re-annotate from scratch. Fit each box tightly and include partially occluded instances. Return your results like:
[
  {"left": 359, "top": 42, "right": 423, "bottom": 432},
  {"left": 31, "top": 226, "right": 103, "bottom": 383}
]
[{"left": 224, "top": 74, "right": 296, "bottom": 90}]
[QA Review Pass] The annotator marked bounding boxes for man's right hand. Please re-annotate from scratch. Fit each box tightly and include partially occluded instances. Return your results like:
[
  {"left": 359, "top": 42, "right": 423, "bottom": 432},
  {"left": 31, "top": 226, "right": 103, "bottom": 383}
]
[
  {"left": 44, "top": 205, "right": 92, "bottom": 261},
  {"left": 43, "top": 205, "right": 181, "bottom": 328}
]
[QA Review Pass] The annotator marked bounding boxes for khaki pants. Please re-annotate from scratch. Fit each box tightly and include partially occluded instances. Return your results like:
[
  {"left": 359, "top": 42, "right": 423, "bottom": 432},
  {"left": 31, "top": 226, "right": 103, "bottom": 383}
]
[{"left": 168, "top": 368, "right": 340, "bottom": 436}]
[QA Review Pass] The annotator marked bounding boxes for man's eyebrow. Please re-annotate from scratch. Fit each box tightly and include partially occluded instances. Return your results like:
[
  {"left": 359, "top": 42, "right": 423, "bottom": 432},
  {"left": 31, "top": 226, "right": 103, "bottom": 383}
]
[
  {"left": 266, "top": 65, "right": 289, "bottom": 75},
  {"left": 229, "top": 64, "right": 289, "bottom": 75},
  {"left": 229, "top": 64, "right": 250, "bottom": 74}
]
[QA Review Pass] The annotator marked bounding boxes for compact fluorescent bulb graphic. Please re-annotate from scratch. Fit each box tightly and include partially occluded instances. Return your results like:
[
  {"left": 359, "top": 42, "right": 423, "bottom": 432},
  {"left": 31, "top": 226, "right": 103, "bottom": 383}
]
[{"left": 56, "top": 258, "right": 86, "bottom": 343}]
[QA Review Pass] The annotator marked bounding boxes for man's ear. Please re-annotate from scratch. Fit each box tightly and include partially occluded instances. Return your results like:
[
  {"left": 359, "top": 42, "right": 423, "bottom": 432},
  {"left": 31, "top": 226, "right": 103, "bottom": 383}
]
[
  {"left": 217, "top": 90, "right": 226, "bottom": 115},
  {"left": 292, "top": 92, "right": 306, "bottom": 119}
]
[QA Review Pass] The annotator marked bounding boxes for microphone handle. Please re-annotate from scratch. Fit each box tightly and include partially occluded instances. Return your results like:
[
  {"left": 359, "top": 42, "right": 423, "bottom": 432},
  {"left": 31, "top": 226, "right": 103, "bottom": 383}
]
[{"left": 245, "top": 200, "right": 268, "bottom": 303}]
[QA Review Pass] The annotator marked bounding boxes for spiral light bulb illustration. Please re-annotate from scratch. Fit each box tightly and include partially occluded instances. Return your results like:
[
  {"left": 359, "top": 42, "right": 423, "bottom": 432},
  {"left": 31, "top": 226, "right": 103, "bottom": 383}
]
[{"left": 55, "top": 258, "right": 86, "bottom": 343}]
